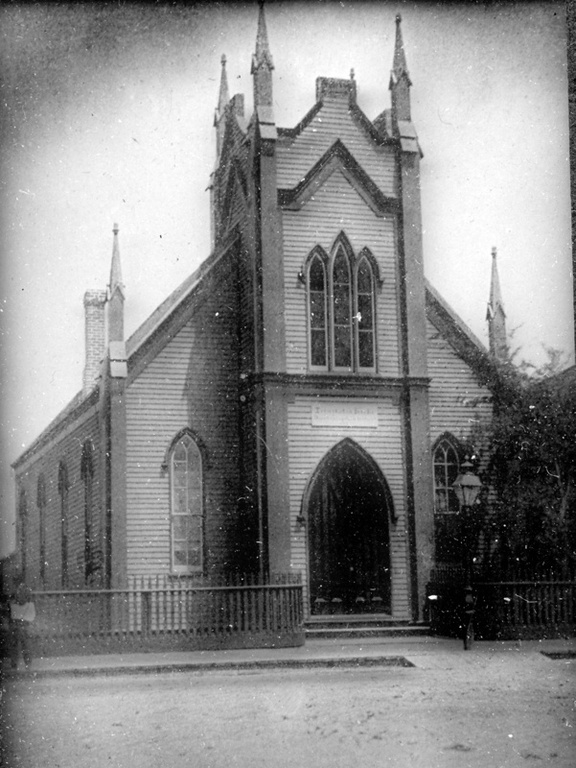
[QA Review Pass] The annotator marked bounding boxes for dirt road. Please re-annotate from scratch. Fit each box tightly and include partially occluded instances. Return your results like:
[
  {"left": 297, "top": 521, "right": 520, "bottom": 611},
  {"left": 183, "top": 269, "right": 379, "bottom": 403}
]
[{"left": 2, "top": 648, "right": 575, "bottom": 767}]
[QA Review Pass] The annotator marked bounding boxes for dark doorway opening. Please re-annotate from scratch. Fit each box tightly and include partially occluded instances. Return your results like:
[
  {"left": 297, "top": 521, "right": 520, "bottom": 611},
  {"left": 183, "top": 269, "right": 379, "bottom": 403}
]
[{"left": 306, "top": 439, "right": 393, "bottom": 615}]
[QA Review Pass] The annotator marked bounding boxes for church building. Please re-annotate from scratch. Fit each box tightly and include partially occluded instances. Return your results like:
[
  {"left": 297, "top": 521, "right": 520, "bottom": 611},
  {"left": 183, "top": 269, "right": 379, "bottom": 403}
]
[{"left": 12, "top": 8, "right": 505, "bottom": 624}]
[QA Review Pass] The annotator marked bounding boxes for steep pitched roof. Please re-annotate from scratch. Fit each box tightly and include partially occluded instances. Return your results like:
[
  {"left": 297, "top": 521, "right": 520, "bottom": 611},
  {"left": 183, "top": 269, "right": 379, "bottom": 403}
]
[
  {"left": 12, "top": 388, "right": 99, "bottom": 470},
  {"left": 425, "top": 278, "right": 500, "bottom": 387},
  {"left": 126, "top": 226, "right": 240, "bottom": 360}
]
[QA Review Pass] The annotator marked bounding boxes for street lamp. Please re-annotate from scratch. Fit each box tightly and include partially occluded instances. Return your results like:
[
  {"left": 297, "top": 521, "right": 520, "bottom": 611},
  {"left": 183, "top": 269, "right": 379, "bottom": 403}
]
[
  {"left": 452, "top": 458, "right": 482, "bottom": 649},
  {"left": 452, "top": 459, "right": 482, "bottom": 510}
]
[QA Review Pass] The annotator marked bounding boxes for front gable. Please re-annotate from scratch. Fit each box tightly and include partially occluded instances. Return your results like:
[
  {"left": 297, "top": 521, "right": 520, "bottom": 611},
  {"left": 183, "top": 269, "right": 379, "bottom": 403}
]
[
  {"left": 278, "top": 139, "right": 398, "bottom": 218},
  {"left": 276, "top": 94, "right": 396, "bottom": 196}
]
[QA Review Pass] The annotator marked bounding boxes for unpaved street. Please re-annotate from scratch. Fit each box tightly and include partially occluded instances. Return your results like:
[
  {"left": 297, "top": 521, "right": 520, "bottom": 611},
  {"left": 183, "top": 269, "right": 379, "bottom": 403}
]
[{"left": 2, "top": 649, "right": 575, "bottom": 767}]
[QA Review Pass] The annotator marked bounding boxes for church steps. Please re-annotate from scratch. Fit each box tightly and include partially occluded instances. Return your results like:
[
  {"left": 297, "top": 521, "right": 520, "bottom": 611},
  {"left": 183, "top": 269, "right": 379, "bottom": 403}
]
[{"left": 304, "top": 615, "right": 430, "bottom": 639}]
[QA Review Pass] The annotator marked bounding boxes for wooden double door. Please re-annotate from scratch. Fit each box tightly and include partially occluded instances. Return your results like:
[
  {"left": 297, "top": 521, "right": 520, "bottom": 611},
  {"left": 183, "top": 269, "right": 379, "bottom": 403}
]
[{"left": 306, "top": 440, "right": 392, "bottom": 615}]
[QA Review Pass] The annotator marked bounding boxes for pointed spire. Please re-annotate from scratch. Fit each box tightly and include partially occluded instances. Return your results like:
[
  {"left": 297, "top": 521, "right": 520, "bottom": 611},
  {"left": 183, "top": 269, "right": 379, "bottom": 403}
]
[
  {"left": 109, "top": 222, "right": 124, "bottom": 297},
  {"left": 216, "top": 54, "right": 230, "bottom": 119},
  {"left": 389, "top": 13, "right": 412, "bottom": 122},
  {"left": 214, "top": 54, "right": 230, "bottom": 159},
  {"left": 486, "top": 247, "right": 508, "bottom": 361},
  {"left": 392, "top": 13, "right": 410, "bottom": 83},
  {"left": 252, "top": 0, "right": 274, "bottom": 71},
  {"left": 251, "top": 0, "right": 274, "bottom": 107}
]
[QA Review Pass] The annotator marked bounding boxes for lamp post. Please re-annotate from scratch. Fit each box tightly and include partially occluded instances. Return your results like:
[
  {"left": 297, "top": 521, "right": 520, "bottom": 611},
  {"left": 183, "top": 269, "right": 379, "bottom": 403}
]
[{"left": 452, "top": 458, "right": 482, "bottom": 649}]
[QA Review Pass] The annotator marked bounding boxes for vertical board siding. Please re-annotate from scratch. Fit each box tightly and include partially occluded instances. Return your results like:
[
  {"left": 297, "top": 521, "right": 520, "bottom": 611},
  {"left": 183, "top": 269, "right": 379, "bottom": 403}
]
[
  {"left": 277, "top": 100, "right": 396, "bottom": 196},
  {"left": 126, "top": 265, "right": 241, "bottom": 579},
  {"left": 427, "top": 317, "right": 493, "bottom": 443},
  {"left": 287, "top": 396, "right": 410, "bottom": 619},
  {"left": 283, "top": 170, "right": 400, "bottom": 376},
  {"left": 14, "top": 410, "right": 103, "bottom": 591}
]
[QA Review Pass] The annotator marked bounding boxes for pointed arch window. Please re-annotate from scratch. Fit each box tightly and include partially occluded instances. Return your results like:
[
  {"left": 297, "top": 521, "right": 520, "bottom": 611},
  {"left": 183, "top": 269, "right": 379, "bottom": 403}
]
[
  {"left": 332, "top": 247, "right": 353, "bottom": 368},
  {"left": 308, "top": 254, "right": 328, "bottom": 367},
  {"left": 356, "top": 256, "right": 375, "bottom": 369},
  {"left": 58, "top": 462, "right": 69, "bottom": 588},
  {"left": 81, "top": 441, "right": 95, "bottom": 584},
  {"left": 37, "top": 476, "right": 47, "bottom": 586},
  {"left": 306, "top": 237, "right": 377, "bottom": 372},
  {"left": 433, "top": 437, "right": 461, "bottom": 514},
  {"left": 169, "top": 432, "right": 204, "bottom": 573}
]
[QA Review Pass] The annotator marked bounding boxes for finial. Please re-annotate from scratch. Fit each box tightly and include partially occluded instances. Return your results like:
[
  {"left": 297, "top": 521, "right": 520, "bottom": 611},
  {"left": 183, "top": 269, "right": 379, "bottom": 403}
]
[
  {"left": 491, "top": 246, "right": 497, "bottom": 258},
  {"left": 396, "top": 13, "right": 402, "bottom": 24},
  {"left": 109, "top": 222, "right": 124, "bottom": 295},
  {"left": 221, "top": 54, "right": 226, "bottom": 68},
  {"left": 350, "top": 68, "right": 355, "bottom": 81},
  {"left": 253, "top": 0, "right": 274, "bottom": 69}
]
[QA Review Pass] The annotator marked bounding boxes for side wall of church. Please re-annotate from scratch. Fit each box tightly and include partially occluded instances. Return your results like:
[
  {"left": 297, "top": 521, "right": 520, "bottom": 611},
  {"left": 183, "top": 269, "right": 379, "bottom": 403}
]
[
  {"left": 125, "top": 256, "right": 243, "bottom": 578},
  {"left": 13, "top": 405, "right": 103, "bottom": 590},
  {"left": 426, "top": 317, "right": 493, "bottom": 446}
]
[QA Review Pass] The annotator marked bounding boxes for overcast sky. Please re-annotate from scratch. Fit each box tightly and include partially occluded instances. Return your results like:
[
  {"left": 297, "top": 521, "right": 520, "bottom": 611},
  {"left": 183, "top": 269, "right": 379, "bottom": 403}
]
[{"left": 0, "top": 1, "right": 573, "bottom": 556}]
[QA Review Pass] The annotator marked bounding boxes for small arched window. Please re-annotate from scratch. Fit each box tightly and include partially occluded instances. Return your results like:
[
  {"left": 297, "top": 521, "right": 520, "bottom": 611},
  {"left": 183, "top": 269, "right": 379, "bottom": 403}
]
[
  {"left": 433, "top": 438, "right": 461, "bottom": 514},
  {"left": 37, "top": 476, "right": 47, "bottom": 586},
  {"left": 58, "top": 462, "right": 69, "bottom": 588},
  {"left": 170, "top": 432, "right": 204, "bottom": 573}
]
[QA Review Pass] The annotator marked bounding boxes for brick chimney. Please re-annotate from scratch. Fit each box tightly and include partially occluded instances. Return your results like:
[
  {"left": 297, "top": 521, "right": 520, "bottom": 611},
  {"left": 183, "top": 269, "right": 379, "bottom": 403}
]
[{"left": 83, "top": 289, "right": 107, "bottom": 394}]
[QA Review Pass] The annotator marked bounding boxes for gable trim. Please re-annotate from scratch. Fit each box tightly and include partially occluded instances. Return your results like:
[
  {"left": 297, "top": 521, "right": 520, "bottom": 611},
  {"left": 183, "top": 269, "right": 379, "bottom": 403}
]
[
  {"left": 277, "top": 100, "right": 395, "bottom": 148},
  {"left": 278, "top": 139, "right": 399, "bottom": 217}
]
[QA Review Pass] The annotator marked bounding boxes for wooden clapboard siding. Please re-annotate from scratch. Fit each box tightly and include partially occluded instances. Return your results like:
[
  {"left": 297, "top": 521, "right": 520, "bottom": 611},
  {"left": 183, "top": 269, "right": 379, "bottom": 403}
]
[
  {"left": 286, "top": 396, "right": 411, "bottom": 619},
  {"left": 282, "top": 169, "right": 400, "bottom": 376},
  {"left": 427, "top": 317, "right": 493, "bottom": 443},
  {"left": 277, "top": 100, "right": 396, "bottom": 196},
  {"left": 125, "top": 266, "right": 241, "bottom": 578},
  {"left": 14, "top": 409, "right": 103, "bottom": 591}
]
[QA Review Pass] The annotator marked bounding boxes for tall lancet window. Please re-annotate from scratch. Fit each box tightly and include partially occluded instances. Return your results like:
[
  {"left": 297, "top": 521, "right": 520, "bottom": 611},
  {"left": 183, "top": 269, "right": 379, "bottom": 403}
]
[
  {"left": 356, "top": 256, "right": 375, "bottom": 370},
  {"left": 58, "top": 462, "right": 69, "bottom": 588},
  {"left": 305, "top": 237, "right": 380, "bottom": 372},
  {"left": 81, "top": 441, "right": 95, "bottom": 584},
  {"left": 332, "top": 247, "right": 352, "bottom": 369},
  {"left": 308, "top": 254, "right": 328, "bottom": 368},
  {"left": 170, "top": 432, "right": 204, "bottom": 573}
]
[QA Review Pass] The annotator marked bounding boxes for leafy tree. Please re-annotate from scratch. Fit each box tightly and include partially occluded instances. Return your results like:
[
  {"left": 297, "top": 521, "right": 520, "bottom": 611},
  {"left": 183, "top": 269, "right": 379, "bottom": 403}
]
[{"left": 482, "top": 348, "right": 576, "bottom": 575}]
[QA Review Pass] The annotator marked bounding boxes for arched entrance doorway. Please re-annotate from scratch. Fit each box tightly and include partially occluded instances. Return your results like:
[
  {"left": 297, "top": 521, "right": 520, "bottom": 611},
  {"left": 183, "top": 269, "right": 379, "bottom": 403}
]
[{"left": 305, "top": 439, "right": 394, "bottom": 615}]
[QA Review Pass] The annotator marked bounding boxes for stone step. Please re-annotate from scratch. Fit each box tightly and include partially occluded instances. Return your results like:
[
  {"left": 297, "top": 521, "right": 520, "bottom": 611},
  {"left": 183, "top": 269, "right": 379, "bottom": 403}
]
[{"left": 305, "top": 622, "right": 431, "bottom": 640}]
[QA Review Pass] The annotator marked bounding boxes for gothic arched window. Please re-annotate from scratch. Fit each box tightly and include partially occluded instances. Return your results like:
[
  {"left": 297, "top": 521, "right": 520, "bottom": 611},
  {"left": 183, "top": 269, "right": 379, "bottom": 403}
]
[
  {"left": 308, "top": 254, "right": 328, "bottom": 368},
  {"left": 37, "top": 476, "right": 47, "bottom": 585},
  {"left": 169, "top": 432, "right": 204, "bottom": 573},
  {"left": 433, "top": 437, "right": 461, "bottom": 514},
  {"left": 355, "top": 256, "right": 375, "bottom": 370},
  {"left": 306, "top": 237, "right": 378, "bottom": 372},
  {"left": 58, "top": 462, "right": 69, "bottom": 588},
  {"left": 332, "top": 246, "right": 353, "bottom": 369},
  {"left": 81, "top": 441, "right": 95, "bottom": 583}
]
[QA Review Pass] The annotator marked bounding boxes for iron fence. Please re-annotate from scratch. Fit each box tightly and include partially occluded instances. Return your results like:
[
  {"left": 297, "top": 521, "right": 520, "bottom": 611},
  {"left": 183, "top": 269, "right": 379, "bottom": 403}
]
[{"left": 427, "top": 567, "right": 576, "bottom": 640}]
